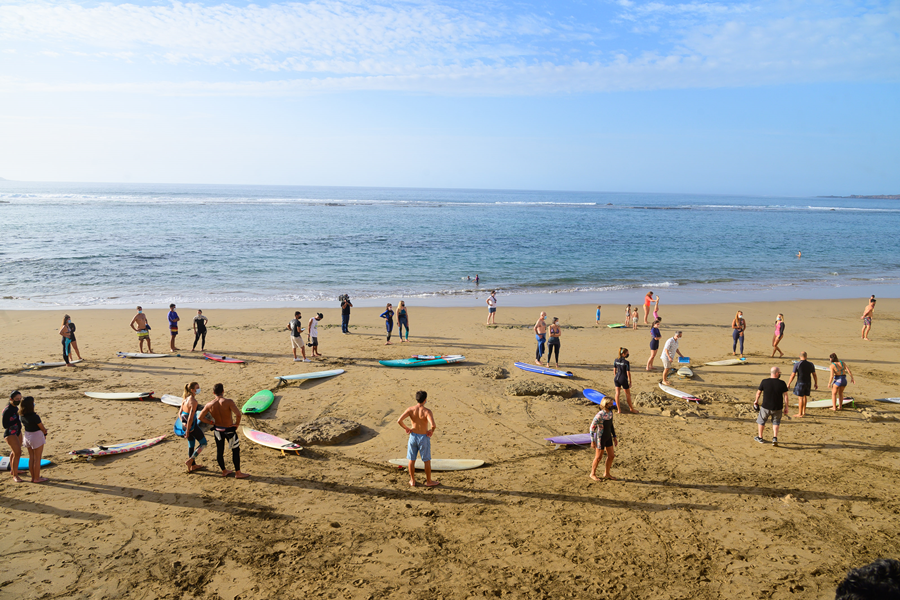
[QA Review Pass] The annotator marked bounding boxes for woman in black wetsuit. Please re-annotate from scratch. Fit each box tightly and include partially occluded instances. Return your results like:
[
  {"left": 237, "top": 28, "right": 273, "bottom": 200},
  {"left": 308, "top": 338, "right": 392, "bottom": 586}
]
[
  {"left": 613, "top": 347, "right": 637, "bottom": 414},
  {"left": 589, "top": 397, "right": 618, "bottom": 480}
]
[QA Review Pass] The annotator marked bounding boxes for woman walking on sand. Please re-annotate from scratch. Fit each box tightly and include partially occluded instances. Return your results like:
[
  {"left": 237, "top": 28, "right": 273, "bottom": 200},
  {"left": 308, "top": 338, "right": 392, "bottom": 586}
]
[
  {"left": 589, "top": 397, "right": 618, "bottom": 481},
  {"left": 397, "top": 301, "right": 410, "bottom": 342},
  {"left": 772, "top": 314, "right": 785, "bottom": 357},
  {"left": 731, "top": 310, "right": 746, "bottom": 358},
  {"left": 647, "top": 319, "right": 661, "bottom": 370},
  {"left": 828, "top": 352, "right": 855, "bottom": 411},
  {"left": 19, "top": 396, "right": 49, "bottom": 483},
  {"left": 547, "top": 317, "right": 561, "bottom": 368},
  {"left": 58, "top": 314, "right": 75, "bottom": 367},
  {"left": 643, "top": 291, "right": 654, "bottom": 324},
  {"left": 613, "top": 347, "right": 637, "bottom": 413},
  {"left": 3, "top": 391, "right": 24, "bottom": 483},
  {"left": 380, "top": 303, "right": 395, "bottom": 345}
]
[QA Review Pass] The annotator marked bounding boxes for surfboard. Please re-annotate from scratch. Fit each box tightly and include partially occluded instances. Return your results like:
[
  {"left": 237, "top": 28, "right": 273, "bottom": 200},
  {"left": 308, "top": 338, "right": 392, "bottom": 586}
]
[
  {"left": 544, "top": 433, "right": 592, "bottom": 445},
  {"left": 69, "top": 435, "right": 167, "bottom": 458},
  {"left": 388, "top": 458, "right": 484, "bottom": 471},
  {"left": 704, "top": 358, "right": 747, "bottom": 366},
  {"left": 379, "top": 356, "right": 465, "bottom": 367},
  {"left": 513, "top": 362, "right": 573, "bottom": 377},
  {"left": 658, "top": 382, "right": 702, "bottom": 404},
  {"left": 606, "top": 324, "right": 626, "bottom": 328},
  {"left": 806, "top": 397, "right": 855, "bottom": 408},
  {"left": 274, "top": 369, "right": 345, "bottom": 382},
  {"left": 160, "top": 394, "right": 184, "bottom": 407},
  {"left": 24, "top": 359, "right": 83, "bottom": 369},
  {"left": 84, "top": 392, "right": 153, "bottom": 400},
  {"left": 242, "top": 427, "right": 303, "bottom": 455},
  {"left": 677, "top": 366, "right": 694, "bottom": 378},
  {"left": 874, "top": 398, "right": 900, "bottom": 404},
  {"left": 116, "top": 352, "right": 171, "bottom": 358},
  {"left": 203, "top": 353, "right": 245, "bottom": 364},
  {"left": 241, "top": 389, "right": 275, "bottom": 414},
  {"left": 1, "top": 456, "right": 51, "bottom": 470},
  {"left": 792, "top": 360, "right": 830, "bottom": 372}
]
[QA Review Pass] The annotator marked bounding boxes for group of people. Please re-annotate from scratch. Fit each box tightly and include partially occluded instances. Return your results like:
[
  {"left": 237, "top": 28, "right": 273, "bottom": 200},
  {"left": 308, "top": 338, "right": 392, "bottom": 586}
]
[
  {"left": 176, "top": 382, "right": 249, "bottom": 478},
  {"left": 3, "top": 391, "right": 49, "bottom": 483},
  {"left": 127, "top": 305, "right": 210, "bottom": 355}
]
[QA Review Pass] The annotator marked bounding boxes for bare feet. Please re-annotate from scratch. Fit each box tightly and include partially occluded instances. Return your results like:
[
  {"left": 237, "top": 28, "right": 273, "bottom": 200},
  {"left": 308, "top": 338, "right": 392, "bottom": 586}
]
[
  {"left": 235, "top": 472, "right": 250, "bottom": 479},
  {"left": 629, "top": 408, "right": 640, "bottom": 414},
  {"left": 589, "top": 474, "right": 600, "bottom": 481},
  {"left": 425, "top": 481, "right": 440, "bottom": 487},
  {"left": 792, "top": 413, "right": 803, "bottom": 418},
  {"left": 385, "top": 342, "right": 392, "bottom": 345},
  {"left": 32, "top": 477, "right": 49, "bottom": 483},
  {"left": 188, "top": 464, "right": 207, "bottom": 473},
  {"left": 534, "top": 361, "right": 542, "bottom": 366},
  {"left": 602, "top": 474, "right": 617, "bottom": 480},
  {"left": 409, "top": 480, "right": 416, "bottom": 487},
  {"left": 221, "top": 470, "right": 234, "bottom": 477},
  {"left": 12, "top": 476, "right": 24, "bottom": 483}
]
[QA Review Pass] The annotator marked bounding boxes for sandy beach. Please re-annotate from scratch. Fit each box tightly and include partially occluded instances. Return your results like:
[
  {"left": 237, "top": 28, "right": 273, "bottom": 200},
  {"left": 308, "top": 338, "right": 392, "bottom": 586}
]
[{"left": 1, "top": 298, "right": 898, "bottom": 599}]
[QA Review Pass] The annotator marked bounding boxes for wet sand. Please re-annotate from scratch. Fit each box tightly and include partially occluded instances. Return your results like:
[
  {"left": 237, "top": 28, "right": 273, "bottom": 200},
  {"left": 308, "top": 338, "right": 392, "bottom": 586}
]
[{"left": 0, "top": 299, "right": 898, "bottom": 599}]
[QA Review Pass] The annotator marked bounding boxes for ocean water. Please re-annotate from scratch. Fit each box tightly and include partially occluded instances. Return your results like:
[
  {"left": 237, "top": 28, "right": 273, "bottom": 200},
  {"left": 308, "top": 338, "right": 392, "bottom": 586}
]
[{"left": 1, "top": 181, "right": 899, "bottom": 309}]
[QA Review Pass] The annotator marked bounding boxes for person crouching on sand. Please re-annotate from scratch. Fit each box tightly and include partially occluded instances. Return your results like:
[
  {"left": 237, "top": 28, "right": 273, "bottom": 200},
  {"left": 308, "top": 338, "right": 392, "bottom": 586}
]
[
  {"left": 589, "top": 397, "right": 618, "bottom": 481},
  {"left": 397, "top": 391, "right": 439, "bottom": 488}
]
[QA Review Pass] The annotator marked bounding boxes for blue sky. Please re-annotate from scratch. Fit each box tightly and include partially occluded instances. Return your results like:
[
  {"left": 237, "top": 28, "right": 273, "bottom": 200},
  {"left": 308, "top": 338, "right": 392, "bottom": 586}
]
[{"left": 0, "top": 0, "right": 898, "bottom": 195}]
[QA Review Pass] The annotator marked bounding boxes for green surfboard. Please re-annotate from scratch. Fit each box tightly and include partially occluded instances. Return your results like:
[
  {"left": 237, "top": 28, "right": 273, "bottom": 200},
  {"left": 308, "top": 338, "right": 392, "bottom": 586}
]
[{"left": 241, "top": 390, "right": 275, "bottom": 414}]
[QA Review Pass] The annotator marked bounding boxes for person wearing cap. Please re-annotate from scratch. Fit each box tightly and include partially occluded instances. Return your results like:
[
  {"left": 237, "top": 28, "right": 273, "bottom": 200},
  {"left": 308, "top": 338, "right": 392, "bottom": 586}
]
[
  {"left": 308, "top": 313, "right": 324, "bottom": 357},
  {"left": 167, "top": 303, "right": 180, "bottom": 352}
]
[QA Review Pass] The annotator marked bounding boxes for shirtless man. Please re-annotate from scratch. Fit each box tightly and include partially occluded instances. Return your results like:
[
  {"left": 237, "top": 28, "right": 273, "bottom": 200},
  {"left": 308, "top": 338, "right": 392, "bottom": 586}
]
[
  {"left": 861, "top": 296, "right": 875, "bottom": 341},
  {"left": 198, "top": 383, "right": 249, "bottom": 479},
  {"left": 397, "top": 391, "right": 438, "bottom": 487},
  {"left": 129, "top": 306, "right": 152, "bottom": 353},
  {"left": 533, "top": 311, "right": 547, "bottom": 366}
]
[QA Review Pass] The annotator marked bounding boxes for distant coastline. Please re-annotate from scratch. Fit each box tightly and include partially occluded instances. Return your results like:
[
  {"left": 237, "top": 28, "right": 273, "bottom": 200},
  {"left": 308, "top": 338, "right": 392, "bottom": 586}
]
[{"left": 818, "top": 194, "right": 900, "bottom": 199}]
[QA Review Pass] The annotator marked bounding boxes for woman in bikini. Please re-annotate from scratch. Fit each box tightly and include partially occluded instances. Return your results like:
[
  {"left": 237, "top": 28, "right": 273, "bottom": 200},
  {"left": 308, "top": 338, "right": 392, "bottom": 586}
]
[
  {"left": 771, "top": 314, "right": 785, "bottom": 358},
  {"left": 828, "top": 353, "right": 854, "bottom": 411}
]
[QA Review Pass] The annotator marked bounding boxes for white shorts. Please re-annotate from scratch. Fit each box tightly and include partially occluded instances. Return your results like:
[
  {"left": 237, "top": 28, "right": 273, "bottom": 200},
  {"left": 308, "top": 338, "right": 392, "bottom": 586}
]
[
  {"left": 661, "top": 355, "right": 672, "bottom": 369},
  {"left": 290, "top": 336, "right": 303, "bottom": 349},
  {"left": 23, "top": 430, "right": 45, "bottom": 450}
]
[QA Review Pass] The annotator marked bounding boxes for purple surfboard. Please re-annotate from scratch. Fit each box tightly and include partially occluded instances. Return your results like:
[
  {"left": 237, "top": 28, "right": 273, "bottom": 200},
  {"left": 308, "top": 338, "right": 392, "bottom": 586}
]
[{"left": 545, "top": 433, "right": 592, "bottom": 445}]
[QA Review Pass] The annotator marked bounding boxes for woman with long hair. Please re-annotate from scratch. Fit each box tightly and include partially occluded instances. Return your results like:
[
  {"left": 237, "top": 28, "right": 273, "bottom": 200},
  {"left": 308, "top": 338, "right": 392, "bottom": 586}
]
[
  {"left": 613, "top": 347, "right": 637, "bottom": 414},
  {"left": 772, "top": 314, "right": 785, "bottom": 358},
  {"left": 59, "top": 314, "right": 75, "bottom": 367},
  {"left": 731, "top": 310, "right": 746, "bottom": 358},
  {"left": 828, "top": 353, "right": 855, "bottom": 411}
]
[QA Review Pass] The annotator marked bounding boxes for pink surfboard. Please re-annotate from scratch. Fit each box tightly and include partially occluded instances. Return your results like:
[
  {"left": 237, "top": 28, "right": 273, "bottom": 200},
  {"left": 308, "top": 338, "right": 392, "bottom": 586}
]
[{"left": 204, "top": 353, "right": 245, "bottom": 364}]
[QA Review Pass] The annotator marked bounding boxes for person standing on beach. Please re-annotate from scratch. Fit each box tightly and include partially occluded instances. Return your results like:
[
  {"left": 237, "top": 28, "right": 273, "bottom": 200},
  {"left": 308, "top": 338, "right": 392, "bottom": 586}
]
[
  {"left": 771, "top": 314, "right": 785, "bottom": 358},
  {"left": 198, "top": 383, "right": 248, "bottom": 479},
  {"left": 288, "top": 311, "right": 309, "bottom": 362},
  {"left": 625, "top": 304, "right": 631, "bottom": 326},
  {"left": 661, "top": 331, "right": 684, "bottom": 385},
  {"left": 861, "top": 297, "right": 875, "bottom": 340},
  {"left": 340, "top": 295, "right": 353, "bottom": 334},
  {"left": 828, "top": 352, "right": 854, "bottom": 411},
  {"left": 66, "top": 315, "right": 83, "bottom": 360},
  {"left": 646, "top": 318, "right": 661, "bottom": 371},
  {"left": 787, "top": 352, "right": 817, "bottom": 417},
  {"left": 192, "top": 310, "right": 208, "bottom": 352},
  {"left": 380, "top": 303, "right": 395, "bottom": 345},
  {"left": 19, "top": 396, "right": 49, "bottom": 483},
  {"left": 167, "top": 304, "right": 180, "bottom": 352},
  {"left": 59, "top": 314, "right": 74, "bottom": 367},
  {"left": 547, "top": 317, "right": 561, "bottom": 368},
  {"left": 643, "top": 291, "right": 654, "bottom": 324},
  {"left": 613, "top": 347, "right": 637, "bottom": 413},
  {"left": 533, "top": 311, "right": 547, "bottom": 366},
  {"left": 130, "top": 306, "right": 152, "bottom": 353},
  {"left": 397, "top": 391, "right": 439, "bottom": 488},
  {"left": 3, "top": 391, "right": 24, "bottom": 483},
  {"left": 396, "top": 301, "right": 410, "bottom": 342},
  {"left": 486, "top": 291, "right": 497, "bottom": 325},
  {"left": 179, "top": 382, "right": 207, "bottom": 473},
  {"left": 631, "top": 307, "right": 639, "bottom": 330},
  {"left": 308, "top": 312, "right": 323, "bottom": 357},
  {"left": 595, "top": 305, "right": 601, "bottom": 326},
  {"left": 589, "top": 397, "right": 618, "bottom": 481},
  {"left": 731, "top": 310, "right": 746, "bottom": 358},
  {"left": 753, "top": 366, "right": 788, "bottom": 446}
]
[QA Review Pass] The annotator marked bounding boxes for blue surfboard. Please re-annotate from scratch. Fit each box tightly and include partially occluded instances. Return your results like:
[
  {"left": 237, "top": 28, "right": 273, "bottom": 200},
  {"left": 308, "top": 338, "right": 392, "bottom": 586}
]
[
  {"left": 174, "top": 413, "right": 200, "bottom": 437},
  {"left": 1, "top": 456, "right": 51, "bottom": 470},
  {"left": 583, "top": 388, "right": 616, "bottom": 407}
]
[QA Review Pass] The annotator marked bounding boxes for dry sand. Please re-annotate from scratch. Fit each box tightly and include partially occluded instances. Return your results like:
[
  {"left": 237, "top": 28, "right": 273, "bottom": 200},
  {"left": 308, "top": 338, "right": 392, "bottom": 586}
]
[{"left": 0, "top": 298, "right": 898, "bottom": 599}]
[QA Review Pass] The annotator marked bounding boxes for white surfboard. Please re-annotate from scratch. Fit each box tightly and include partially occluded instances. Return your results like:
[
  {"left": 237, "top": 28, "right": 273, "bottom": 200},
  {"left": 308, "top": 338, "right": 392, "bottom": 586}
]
[
  {"left": 388, "top": 458, "right": 484, "bottom": 471},
  {"left": 806, "top": 397, "right": 854, "bottom": 408},
  {"left": 84, "top": 392, "right": 153, "bottom": 400},
  {"left": 24, "top": 359, "right": 83, "bottom": 369},
  {"left": 704, "top": 359, "right": 747, "bottom": 366},
  {"left": 160, "top": 394, "right": 184, "bottom": 407},
  {"left": 658, "top": 382, "right": 702, "bottom": 404},
  {"left": 874, "top": 398, "right": 900, "bottom": 404},
  {"left": 116, "top": 352, "right": 171, "bottom": 358},
  {"left": 275, "top": 369, "right": 345, "bottom": 382},
  {"left": 677, "top": 366, "right": 694, "bottom": 378},
  {"left": 792, "top": 360, "right": 829, "bottom": 372}
]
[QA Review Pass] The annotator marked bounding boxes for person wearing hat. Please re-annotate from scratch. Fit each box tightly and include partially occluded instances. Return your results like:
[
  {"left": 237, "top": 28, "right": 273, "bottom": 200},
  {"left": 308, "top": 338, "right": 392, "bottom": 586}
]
[{"left": 308, "top": 313, "right": 324, "bottom": 358}]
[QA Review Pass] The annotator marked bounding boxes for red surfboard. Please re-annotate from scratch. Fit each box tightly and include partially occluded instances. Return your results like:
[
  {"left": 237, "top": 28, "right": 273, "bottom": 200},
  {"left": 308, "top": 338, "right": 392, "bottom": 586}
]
[{"left": 203, "top": 353, "right": 245, "bottom": 364}]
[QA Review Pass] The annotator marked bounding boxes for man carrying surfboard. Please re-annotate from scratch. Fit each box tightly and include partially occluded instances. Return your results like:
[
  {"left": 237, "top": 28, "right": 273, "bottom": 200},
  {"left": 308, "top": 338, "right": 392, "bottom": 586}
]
[
  {"left": 198, "top": 383, "right": 249, "bottom": 479},
  {"left": 397, "top": 391, "right": 439, "bottom": 487},
  {"left": 129, "top": 306, "right": 153, "bottom": 354}
]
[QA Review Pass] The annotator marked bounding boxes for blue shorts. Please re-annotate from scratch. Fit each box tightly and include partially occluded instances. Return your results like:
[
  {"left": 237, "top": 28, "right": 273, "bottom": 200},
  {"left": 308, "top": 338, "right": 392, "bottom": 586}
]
[
  {"left": 406, "top": 432, "right": 431, "bottom": 462},
  {"left": 833, "top": 375, "right": 847, "bottom": 387}
]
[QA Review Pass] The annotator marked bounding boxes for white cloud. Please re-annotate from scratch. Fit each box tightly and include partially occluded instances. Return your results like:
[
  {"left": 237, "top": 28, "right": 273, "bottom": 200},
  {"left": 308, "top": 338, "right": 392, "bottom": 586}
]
[{"left": 0, "top": 0, "right": 896, "bottom": 95}]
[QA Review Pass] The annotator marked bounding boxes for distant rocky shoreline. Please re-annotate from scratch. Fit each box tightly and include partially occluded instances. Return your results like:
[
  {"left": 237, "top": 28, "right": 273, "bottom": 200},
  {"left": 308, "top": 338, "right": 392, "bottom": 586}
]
[{"left": 818, "top": 194, "right": 900, "bottom": 199}]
